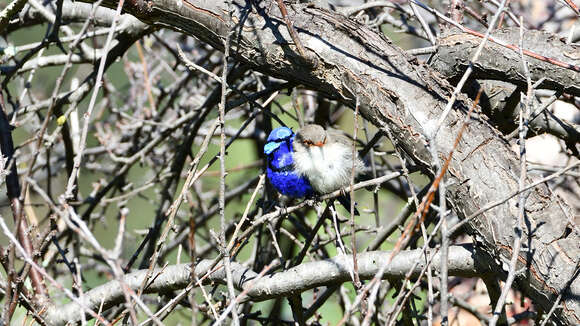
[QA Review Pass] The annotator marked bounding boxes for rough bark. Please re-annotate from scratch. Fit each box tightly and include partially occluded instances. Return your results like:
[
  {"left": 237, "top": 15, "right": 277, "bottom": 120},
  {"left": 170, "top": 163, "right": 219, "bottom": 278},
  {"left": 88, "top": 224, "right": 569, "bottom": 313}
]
[
  {"left": 431, "top": 28, "right": 580, "bottom": 97},
  {"left": 51, "top": 0, "right": 580, "bottom": 324},
  {"left": 431, "top": 28, "right": 580, "bottom": 145}
]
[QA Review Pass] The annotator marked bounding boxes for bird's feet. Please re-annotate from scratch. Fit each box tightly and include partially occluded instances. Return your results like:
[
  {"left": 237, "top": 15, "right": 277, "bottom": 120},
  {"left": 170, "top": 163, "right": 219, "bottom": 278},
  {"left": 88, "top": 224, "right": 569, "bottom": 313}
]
[
  {"left": 304, "top": 198, "right": 316, "bottom": 207},
  {"left": 304, "top": 192, "right": 323, "bottom": 208}
]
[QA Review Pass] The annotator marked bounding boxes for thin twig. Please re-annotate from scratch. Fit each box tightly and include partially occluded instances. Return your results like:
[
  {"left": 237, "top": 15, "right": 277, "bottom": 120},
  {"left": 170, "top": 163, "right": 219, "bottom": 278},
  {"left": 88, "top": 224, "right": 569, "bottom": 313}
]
[
  {"left": 217, "top": 10, "right": 240, "bottom": 323},
  {"left": 350, "top": 97, "right": 362, "bottom": 291},
  {"left": 64, "top": 0, "right": 125, "bottom": 198}
]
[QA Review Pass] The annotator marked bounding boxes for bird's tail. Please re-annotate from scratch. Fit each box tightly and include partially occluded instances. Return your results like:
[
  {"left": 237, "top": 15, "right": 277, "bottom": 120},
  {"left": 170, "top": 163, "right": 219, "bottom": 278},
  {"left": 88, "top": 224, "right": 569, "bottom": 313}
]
[{"left": 337, "top": 194, "right": 360, "bottom": 216}]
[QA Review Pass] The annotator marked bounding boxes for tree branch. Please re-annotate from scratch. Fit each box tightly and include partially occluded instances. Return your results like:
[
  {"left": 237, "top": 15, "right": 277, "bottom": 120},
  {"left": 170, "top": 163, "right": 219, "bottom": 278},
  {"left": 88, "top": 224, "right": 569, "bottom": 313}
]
[
  {"left": 432, "top": 28, "right": 580, "bottom": 97},
  {"left": 44, "top": 245, "right": 487, "bottom": 325}
]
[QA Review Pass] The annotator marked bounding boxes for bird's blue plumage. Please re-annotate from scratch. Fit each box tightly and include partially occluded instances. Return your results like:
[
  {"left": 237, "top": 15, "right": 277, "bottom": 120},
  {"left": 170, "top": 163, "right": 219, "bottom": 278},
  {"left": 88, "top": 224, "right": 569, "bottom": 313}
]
[{"left": 264, "top": 127, "right": 314, "bottom": 198}]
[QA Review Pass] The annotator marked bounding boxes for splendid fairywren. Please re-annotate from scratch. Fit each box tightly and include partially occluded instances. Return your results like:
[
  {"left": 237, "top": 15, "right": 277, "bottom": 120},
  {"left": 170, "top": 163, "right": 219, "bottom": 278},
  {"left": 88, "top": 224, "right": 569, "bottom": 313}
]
[
  {"left": 293, "top": 124, "right": 365, "bottom": 194},
  {"left": 264, "top": 127, "right": 315, "bottom": 198},
  {"left": 264, "top": 124, "right": 363, "bottom": 215}
]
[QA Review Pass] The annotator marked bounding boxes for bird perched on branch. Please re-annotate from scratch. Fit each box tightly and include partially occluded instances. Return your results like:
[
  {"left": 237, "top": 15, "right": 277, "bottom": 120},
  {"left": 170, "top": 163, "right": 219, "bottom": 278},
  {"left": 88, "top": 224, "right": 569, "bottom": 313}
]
[
  {"left": 264, "top": 127, "right": 315, "bottom": 198},
  {"left": 264, "top": 125, "right": 364, "bottom": 215},
  {"left": 293, "top": 124, "right": 365, "bottom": 194},
  {"left": 293, "top": 124, "right": 364, "bottom": 214}
]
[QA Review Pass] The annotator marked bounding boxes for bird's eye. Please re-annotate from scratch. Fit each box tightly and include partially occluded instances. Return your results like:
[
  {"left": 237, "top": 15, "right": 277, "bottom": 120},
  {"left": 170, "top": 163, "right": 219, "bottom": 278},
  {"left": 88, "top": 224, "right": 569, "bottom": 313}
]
[{"left": 303, "top": 140, "right": 313, "bottom": 146}]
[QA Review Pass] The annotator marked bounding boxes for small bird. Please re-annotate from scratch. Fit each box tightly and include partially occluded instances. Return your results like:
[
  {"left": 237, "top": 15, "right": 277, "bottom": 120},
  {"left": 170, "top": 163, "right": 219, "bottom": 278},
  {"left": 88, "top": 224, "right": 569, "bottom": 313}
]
[
  {"left": 264, "top": 127, "right": 315, "bottom": 198},
  {"left": 293, "top": 124, "right": 365, "bottom": 214}
]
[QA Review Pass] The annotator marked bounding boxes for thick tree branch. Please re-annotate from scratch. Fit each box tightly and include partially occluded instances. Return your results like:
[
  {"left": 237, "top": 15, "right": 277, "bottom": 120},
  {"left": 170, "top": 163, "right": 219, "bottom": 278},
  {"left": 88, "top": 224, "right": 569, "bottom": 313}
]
[
  {"left": 432, "top": 28, "right": 580, "bottom": 97},
  {"left": 431, "top": 28, "right": 580, "bottom": 145},
  {"left": 462, "top": 80, "right": 580, "bottom": 146},
  {"left": 5, "top": 0, "right": 130, "bottom": 33},
  {"left": 44, "top": 245, "right": 487, "bottom": 325}
]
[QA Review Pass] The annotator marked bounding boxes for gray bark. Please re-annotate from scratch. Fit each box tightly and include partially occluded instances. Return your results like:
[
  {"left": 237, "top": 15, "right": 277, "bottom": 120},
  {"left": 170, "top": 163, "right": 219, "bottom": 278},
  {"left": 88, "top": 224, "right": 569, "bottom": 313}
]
[{"left": 431, "top": 28, "right": 580, "bottom": 97}]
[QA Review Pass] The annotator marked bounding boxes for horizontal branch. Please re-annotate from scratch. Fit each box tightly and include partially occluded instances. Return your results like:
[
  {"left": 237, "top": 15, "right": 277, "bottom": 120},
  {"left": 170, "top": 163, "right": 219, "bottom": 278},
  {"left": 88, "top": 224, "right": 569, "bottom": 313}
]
[
  {"left": 43, "top": 245, "right": 486, "bottom": 325},
  {"left": 431, "top": 28, "right": 580, "bottom": 97},
  {"left": 6, "top": 0, "right": 133, "bottom": 33}
]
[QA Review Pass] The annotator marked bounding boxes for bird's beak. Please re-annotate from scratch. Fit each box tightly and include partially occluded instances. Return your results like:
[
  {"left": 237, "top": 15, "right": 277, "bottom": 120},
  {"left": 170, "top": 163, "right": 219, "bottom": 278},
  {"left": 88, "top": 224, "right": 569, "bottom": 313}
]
[{"left": 314, "top": 136, "right": 326, "bottom": 147}]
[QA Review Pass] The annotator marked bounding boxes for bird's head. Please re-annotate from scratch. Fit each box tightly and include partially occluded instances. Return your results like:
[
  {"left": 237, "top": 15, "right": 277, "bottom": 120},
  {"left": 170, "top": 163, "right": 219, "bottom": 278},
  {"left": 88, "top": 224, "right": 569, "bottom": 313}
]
[
  {"left": 295, "top": 124, "right": 327, "bottom": 148},
  {"left": 264, "top": 127, "right": 294, "bottom": 155}
]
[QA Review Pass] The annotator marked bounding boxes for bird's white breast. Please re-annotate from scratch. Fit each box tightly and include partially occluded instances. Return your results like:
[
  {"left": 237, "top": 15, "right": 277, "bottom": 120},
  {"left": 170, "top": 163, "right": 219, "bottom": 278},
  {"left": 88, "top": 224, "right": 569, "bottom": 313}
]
[{"left": 293, "top": 142, "right": 354, "bottom": 194}]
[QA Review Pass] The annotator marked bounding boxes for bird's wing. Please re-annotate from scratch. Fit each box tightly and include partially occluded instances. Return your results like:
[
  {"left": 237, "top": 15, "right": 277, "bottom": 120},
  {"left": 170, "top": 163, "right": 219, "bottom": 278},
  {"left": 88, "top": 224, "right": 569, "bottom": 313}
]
[
  {"left": 326, "top": 128, "right": 352, "bottom": 146},
  {"left": 327, "top": 128, "right": 366, "bottom": 174}
]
